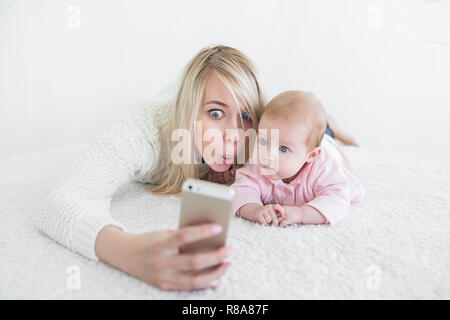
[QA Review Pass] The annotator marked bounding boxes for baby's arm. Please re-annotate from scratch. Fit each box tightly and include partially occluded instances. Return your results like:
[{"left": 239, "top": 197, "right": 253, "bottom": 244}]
[
  {"left": 279, "top": 205, "right": 326, "bottom": 227},
  {"left": 231, "top": 165, "right": 284, "bottom": 225},
  {"left": 280, "top": 154, "right": 354, "bottom": 227},
  {"left": 238, "top": 203, "right": 262, "bottom": 220},
  {"left": 303, "top": 159, "right": 352, "bottom": 225}
]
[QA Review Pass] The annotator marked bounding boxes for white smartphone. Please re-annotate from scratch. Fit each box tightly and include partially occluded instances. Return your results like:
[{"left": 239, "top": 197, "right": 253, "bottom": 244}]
[{"left": 178, "top": 178, "right": 235, "bottom": 254}]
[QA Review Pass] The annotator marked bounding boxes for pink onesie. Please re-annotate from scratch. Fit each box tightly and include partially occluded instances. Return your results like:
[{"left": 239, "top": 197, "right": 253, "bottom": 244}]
[{"left": 231, "top": 137, "right": 363, "bottom": 225}]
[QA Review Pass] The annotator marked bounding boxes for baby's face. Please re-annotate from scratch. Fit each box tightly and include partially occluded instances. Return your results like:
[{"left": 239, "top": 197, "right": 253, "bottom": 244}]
[{"left": 255, "top": 116, "right": 312, "bottom": 181}]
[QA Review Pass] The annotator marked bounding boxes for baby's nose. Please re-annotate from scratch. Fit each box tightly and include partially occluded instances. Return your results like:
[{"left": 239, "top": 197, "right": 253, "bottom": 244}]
[{"left": 262, "top": 150, "right": 276, "bottom": 164}]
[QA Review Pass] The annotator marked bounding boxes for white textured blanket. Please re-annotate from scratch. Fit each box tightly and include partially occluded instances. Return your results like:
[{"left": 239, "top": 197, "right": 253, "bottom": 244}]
[{"left": 0, "top": 144, "right": 449, "bottom": 299}]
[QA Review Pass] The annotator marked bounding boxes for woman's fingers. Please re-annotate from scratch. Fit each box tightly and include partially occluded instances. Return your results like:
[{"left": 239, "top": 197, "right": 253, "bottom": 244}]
[
  {"left": 172, "top": 246, "right": 232, "bottom": 271},
  {"left": 167, "top": 223, "right": 223, "bottom": 248},
  {"left": 175, "top": 262, "right": 232, "bottom": 291}
]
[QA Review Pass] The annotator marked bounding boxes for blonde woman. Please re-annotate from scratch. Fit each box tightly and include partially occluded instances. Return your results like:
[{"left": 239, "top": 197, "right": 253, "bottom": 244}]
[{"left": 36, "top": 45, "right": 357, "bottom": 291}]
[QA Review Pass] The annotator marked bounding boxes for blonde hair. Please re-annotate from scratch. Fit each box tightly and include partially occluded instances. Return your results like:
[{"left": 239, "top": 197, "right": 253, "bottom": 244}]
[{"left": 148, "top": 45, "right": 266, "bottom": 195}]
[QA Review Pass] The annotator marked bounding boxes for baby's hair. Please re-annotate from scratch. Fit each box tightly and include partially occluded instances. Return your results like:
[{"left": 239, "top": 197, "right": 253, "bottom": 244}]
[{"left": 262, "top": 90, "right": 327, "bottom": 150}]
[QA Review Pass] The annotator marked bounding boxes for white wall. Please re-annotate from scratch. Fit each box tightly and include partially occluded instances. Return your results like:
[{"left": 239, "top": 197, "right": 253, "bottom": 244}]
[{"left": 1, "top": 0, "right": 449, "bottom": 160}]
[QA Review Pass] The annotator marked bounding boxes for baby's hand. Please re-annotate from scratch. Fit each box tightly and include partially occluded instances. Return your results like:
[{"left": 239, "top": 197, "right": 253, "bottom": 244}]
[
  {"left": 252, "top": 204, "right": 285, "bottom": 226},
  {"left": 279, "top": 206, "right": 303, "bottom": 227}
]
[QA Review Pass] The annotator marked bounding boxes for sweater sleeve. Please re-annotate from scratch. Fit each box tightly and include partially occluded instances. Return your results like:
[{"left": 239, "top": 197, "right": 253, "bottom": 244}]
[{"left": 34, "top": 109, "right": 157, "bottom": 261}]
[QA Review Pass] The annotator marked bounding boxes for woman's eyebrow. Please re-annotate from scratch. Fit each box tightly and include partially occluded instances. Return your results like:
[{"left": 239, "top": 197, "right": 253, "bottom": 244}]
[{"left": 204, "top": 100, "right": 228, "bottom": 108}]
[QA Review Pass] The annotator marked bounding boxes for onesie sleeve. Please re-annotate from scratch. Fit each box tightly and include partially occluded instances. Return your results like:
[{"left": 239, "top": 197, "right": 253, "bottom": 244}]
[
  {"left": 230, "top": 165, "right": 265, "bottom": 217},
  {"left": 304, "top": 156, "right": 352, "bottom": 225}
]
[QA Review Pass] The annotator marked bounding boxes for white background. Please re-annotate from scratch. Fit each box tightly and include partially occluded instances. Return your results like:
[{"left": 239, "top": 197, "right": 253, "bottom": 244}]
[{"left": 1, "top": 0, "right": 449, "bottom": 161}]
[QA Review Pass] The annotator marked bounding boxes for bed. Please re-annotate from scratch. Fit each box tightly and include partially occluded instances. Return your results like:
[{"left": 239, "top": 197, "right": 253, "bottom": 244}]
[{"left": 0, "top": 144, "right": 449, "bottom": 299}]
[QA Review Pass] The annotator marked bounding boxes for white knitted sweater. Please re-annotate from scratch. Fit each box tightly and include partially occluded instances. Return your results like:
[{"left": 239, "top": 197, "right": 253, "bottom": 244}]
[{"left": 35, "top": 84, "right": 211, "bottom": 261}]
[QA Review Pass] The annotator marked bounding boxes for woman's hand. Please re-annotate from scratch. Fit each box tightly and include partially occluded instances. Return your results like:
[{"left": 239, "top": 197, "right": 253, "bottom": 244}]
[
  {"left": 208, "top": 168, "right": 234, "bottom": 184},
  {"left": 95, "top": 224, "right": 233, "bottom": 291}
]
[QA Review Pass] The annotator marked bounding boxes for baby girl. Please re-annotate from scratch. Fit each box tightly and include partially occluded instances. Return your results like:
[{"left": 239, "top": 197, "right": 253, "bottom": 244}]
[{"left": 231, "top": 90, "right": 363, "bottom": 227}]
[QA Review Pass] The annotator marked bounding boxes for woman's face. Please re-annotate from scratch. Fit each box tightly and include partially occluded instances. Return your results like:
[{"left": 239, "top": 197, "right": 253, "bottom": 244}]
[{"left": 194, "top": 73, "right": 255, "bottom": 172}]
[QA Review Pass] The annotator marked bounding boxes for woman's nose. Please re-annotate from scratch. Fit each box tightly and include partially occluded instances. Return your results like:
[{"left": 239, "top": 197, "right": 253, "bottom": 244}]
[
  {"left": 225, "top": 129, "right": 241, "bottom": 144},
  {"left": 225, "top": 116, "right": 245, "bottom": 142}
]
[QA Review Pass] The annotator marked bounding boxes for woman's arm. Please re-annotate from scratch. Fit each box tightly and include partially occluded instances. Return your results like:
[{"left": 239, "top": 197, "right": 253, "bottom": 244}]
[
  {"left": 35, "top": 109, "right": 155, "bottom": 260},
  {"left": 95, "top": 224, "right": 233, "bottom": 290},
  {"left": 35, "top": 104, "right": 232, "bottom": 290}
]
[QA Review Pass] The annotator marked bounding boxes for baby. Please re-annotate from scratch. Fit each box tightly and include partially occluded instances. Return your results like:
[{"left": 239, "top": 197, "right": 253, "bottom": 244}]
[{"left": 231, "top": 90, "right": 363, "bottom": 227}]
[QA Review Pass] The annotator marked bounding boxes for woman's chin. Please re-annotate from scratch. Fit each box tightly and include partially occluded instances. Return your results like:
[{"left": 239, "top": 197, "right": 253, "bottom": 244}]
[{"left": 208, "top": 163, "right": 232, "bottom": 172}]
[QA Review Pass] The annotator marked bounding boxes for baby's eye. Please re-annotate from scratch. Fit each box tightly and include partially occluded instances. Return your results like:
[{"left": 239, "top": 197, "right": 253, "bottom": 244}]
[
  {"left": 280, "top": 146, "right": 289, "bottom": 153},
  {"left": 241, "top": 112, "right": 251, "bottom": 121},
  {"left": 209, "top": 109, "right": 224, "bottom": 120},
  {"left": 259, "top": 137, "right": 268, "bottom": 146}
]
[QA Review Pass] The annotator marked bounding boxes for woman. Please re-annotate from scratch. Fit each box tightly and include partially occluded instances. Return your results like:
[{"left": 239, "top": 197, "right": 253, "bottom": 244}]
[{"left": 36, "top": 45, "right": 357, "bottom": 291}]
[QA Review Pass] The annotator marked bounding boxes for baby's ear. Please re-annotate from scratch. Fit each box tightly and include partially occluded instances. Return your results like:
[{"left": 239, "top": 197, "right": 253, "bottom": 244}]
[{"left": 306, "top": 147, "right": 322, "bottom": 163}]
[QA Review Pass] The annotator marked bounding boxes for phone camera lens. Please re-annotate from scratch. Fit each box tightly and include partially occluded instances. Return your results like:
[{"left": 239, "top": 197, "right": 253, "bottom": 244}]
[{"left": 188, "top": 185, "right": 192, "bottom": 190}]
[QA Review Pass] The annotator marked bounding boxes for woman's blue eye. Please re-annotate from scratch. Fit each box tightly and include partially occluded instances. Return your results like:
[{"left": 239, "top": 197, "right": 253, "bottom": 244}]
[
  {"left": 259, "top": 137, "right": 268, "bottom": 145},
  {"left": 241, "top": 112, "right": 251, "bottom": 121},
  {"left": 209, "top": 109, "right": 224, "bottom": 119},
  {"left": 280, "top": 146, "right": 289, "bottom": 153}
]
